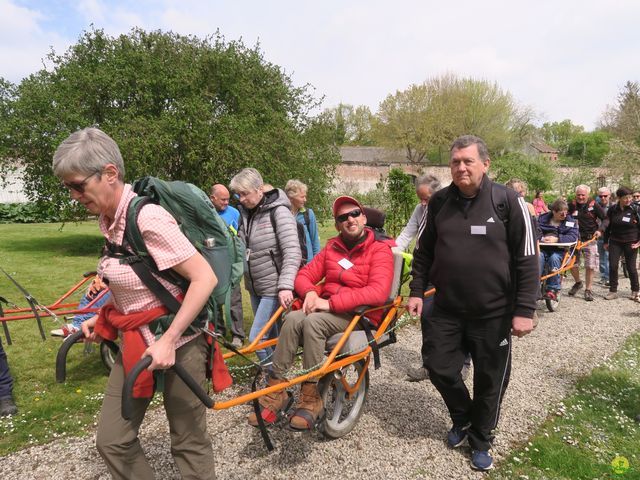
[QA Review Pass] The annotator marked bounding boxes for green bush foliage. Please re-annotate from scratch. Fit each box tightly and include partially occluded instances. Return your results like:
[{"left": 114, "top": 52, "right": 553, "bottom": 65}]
[{"left": 0, "top": 202, "right": 73, "bottom": 223}]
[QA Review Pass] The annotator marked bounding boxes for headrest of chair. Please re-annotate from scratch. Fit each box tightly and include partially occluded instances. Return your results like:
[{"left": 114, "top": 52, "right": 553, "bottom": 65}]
[{"left": 363, "top": 207, "right": 385, "bottom": 230}]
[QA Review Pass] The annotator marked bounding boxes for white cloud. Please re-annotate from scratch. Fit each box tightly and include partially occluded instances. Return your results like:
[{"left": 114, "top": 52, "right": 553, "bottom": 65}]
[
  {"left": 76, "top": 0, "right": 107, "bottom": 23},
  {"left": 0, "top": 0, "right": 69, "bottom": 81}
]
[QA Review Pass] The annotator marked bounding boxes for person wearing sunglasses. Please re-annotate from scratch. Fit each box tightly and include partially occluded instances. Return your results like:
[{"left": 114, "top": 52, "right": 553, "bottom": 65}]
[
  {"left": 247, "top": 195, "right": 395, "bottom": 431},
  {"left": 596, "top": 187, "right": 613, "bottom": 286},
  {"left": 53, "top": 127, "right": 217, "bottom": 480}
]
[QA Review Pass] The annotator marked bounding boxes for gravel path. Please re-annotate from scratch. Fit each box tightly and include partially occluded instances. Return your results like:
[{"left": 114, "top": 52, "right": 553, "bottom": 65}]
[{"left": 2, "top": 278, "right": 640, "bottom": 480}]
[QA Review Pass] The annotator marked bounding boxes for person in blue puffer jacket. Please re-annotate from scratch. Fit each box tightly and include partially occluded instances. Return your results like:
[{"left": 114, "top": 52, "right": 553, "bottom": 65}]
[
  {"left": 285, "top": 179, "right": 321, "bottom": 263},
  {"left": 538, "top": 198, "right": 579, "bottom": 300}
]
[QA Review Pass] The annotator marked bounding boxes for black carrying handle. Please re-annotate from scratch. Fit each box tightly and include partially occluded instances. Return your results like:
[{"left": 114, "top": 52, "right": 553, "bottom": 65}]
[
  {"left": 121, "top": 356, "right": 214, "bottom": 420},
  {"left": 55, "top": 330, "right": 119, "bottom": 383}
]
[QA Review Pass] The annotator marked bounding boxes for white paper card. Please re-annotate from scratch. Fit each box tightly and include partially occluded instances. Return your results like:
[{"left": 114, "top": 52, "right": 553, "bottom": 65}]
[
  {"left": 338, "top": 258, "right": 354, "bottom": 269},
  {"left": 565, "top": 221, "right": 575, "bottom": 227},
  {"left": 623, "top": 216, "right": 631, "bottom": 223},
  {"left": 471, "top": 225, "right": 487, "bottom": 235}
]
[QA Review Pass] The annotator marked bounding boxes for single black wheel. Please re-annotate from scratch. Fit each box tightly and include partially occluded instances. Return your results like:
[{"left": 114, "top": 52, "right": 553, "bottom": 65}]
[
  {"left": 317, "top": 359, "right": 369, "bottom": 439},
  {"left": 100, "top": 340, "right": 118, "bottom": 372}
]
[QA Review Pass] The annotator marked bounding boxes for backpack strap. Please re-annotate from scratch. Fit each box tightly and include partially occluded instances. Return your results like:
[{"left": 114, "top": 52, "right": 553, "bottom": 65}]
[
  {"left": 490, "top": 182, "right": 510, "bottom": 225},
  {"left": 117, "top": 197, "right": 184, "bottom": 315}
]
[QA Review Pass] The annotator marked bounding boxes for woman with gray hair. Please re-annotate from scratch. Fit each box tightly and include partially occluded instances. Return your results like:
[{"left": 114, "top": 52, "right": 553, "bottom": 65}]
[
  {"left": 285, "top": 179, "right": 321, "bottom": 263},
  {"left": 230, "top": 168, "right": 301, "bottom": 364},
  {"left": 53, "top": 127, "right": 217, "bottom": 479}
]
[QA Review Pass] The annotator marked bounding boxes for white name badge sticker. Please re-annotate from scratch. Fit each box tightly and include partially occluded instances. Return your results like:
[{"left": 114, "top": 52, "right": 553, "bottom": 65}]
[
  {"left": 573, "top": 211, "right": 578, "bottom": 216},
  {"left": 623, "top": 216, "right": 631, "bottom": 223},
  {"left": 338, "top": 258, "right": 354, "bottom": 270},
  {"left": 588, "top": 207, "right": 594, "bottom": 211},
  {"left": 471, "top": 225, "right": 487, "bottom": 235},
  {"left": 566, "top": 221, "right": 575, "bottom": 227}
]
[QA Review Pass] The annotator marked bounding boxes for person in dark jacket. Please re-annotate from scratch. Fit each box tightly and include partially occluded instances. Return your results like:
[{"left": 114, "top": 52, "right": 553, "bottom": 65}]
[
  {"left": 567, "top": 185, "right": 605, "bottom": 301},
  {"left": 406, "top": 135, "right": 538, "bottom": 472},
  {"left": 538, "top": 199, "right": 579, "bottom": 301},
  {"left": 247, "top": 195, "right": 394, "bottom": 430},
  {"left": 601, "top": 186, "right": 640, "bottom": 301}
]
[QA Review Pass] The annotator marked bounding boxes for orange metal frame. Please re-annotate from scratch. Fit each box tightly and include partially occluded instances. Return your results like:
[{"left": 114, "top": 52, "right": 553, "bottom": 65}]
[
  {"left": 0, "top": 275, "right": 105, "bottom": 323},
  {"left": 214, "top": 289, "right": 435, "bottom": 411},
  {"left": 539, "top": 235, "right": 597, "bottom": 282}
]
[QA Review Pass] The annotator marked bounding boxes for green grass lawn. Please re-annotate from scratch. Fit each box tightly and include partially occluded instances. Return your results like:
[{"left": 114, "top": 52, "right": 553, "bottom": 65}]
[
  {"left": 490, "top": 333, "right": 640, "bottom": 479},
  {"left": 0, "top": 222, "right": 109, "bottom": 454}
]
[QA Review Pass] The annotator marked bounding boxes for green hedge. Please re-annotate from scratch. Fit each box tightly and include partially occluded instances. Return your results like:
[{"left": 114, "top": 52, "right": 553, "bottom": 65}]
[{"left": 0, "top": 203, "right": 65, "bottom": 223}]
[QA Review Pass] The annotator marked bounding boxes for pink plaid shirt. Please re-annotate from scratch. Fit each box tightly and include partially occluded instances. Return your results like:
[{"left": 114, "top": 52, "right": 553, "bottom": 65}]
[{"left": 97, "top": 184, "right": 200, "bottom": 347}]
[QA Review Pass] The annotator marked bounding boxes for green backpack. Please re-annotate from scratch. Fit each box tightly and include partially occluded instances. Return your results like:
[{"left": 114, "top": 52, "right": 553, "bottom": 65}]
[{"left": 105, "top": 176, "right": 245, "bottom": 335}]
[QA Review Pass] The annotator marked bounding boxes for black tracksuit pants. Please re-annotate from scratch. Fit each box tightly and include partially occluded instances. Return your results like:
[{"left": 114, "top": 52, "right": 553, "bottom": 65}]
[
  {"left": 608, "top": 240, "right": 639, "bottom": 293},
  {"left": 425, "top": 306, "right": 512, "bottom": 451},
  {"left": 420, "top": 297, "right": 471, "bottom": 370}
]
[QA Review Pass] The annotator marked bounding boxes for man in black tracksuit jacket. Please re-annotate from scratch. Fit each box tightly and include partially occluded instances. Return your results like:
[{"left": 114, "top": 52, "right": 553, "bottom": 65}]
[{"left": 406, "top": 135, "right": 539, "bottom": 471}]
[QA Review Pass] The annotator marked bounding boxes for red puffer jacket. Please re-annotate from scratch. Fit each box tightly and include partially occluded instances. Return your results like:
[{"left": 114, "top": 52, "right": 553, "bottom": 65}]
[{"left": 294, "top": 228, "right": 395, "bottom": 327}]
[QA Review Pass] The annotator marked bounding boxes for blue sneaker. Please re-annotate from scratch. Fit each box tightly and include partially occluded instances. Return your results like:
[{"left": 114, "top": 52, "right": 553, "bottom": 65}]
[
  {"left": 470, "top": 450, "right": 494, "bottom": 471},
  {"left": 447, "top": 422, "right": 470, "bottom": 448}
]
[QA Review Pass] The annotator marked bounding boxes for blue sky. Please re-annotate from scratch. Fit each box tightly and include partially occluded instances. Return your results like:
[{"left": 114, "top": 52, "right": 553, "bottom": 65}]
[{"left": 2, "top": 0, "right": 639, "bottom": 129}]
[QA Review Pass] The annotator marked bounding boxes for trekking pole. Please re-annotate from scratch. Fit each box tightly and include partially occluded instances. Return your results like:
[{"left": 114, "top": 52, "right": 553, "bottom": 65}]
[{"left": 0, "top": 267, "right": 47, "bottom": 340}]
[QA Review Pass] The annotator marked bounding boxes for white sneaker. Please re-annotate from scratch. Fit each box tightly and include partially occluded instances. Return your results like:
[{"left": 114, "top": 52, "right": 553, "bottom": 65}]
[{"left": 50, "top": 324, "right": 78, "bottom": 337}]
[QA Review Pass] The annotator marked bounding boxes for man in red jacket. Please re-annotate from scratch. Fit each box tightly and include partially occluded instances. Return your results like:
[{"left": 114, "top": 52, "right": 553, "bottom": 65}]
[{"left": 248, "top": 195, "right": 395, "bottom": 430}]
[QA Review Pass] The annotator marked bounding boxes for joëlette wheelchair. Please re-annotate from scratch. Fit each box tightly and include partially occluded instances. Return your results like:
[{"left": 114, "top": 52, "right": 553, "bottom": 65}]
[
  {"left": 56, "top": 207, "right": 427, "bottom": 450},
  {"left": 538, "top": 236, "right": 596, "bottom": 312}
]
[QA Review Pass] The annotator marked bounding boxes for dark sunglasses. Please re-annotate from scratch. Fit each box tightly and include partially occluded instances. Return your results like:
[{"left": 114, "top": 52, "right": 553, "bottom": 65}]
[
  {"left": 598, "top": 194, "right": 609, "bottom": 198},
  {"left": 62, "top": 171, "right": 100, "bottom": 194},
  {"left": 336, "top": 209, "right": 362, "bottom": 223}
]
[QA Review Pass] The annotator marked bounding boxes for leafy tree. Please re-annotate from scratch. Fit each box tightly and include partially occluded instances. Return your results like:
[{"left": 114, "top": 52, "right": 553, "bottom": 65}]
[
  {"left": 490, "top": 152, "right": 554, "bottom": 194},
  {"left": 373, "top": 74, "right": 533, "bottom": 163},
  {"left": 540, "top": 119, "right": 584, "bottom": 155},
  {"left": 600, "top": 81, "right": 640, "bottom": 144},
  {"left": 0, "top": 28, "right": 340, "bottom": 217},
  {"left": 565, "top": 131, "right": 611, "bottom": 166},
  {"left": 322, "top": 103, "right": 375, "bottom": 146},
  {"left": 603, "top": 139, "right": 640, "bottom": 185}
]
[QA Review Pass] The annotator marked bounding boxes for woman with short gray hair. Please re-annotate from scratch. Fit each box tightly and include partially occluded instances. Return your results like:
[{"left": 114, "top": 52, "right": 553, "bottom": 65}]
[
  {"left": 53, "top": 127, "right": 217, "bottom": 479},
  {"left": 230, "top": 168, "right": 302, "bottom": 364}
]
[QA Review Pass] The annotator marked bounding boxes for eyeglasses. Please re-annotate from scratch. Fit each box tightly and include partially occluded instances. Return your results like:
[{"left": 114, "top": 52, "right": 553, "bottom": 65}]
[
  {"left": 336, "top": 209, "right": 362, "bottom": 223},
  {"left": 62, "top": 171, "right": 100, "bottom": 194},
  {"left": 598, "top": 195, "right": 609, "bottom": 198}
]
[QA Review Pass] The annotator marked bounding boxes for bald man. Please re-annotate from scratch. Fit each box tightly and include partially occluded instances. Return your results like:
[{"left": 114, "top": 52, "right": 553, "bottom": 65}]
[{"left": 210, "top": 183, "right": 245, "bottom": 347}]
